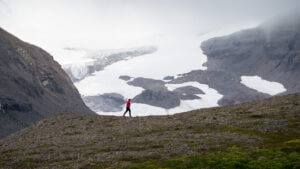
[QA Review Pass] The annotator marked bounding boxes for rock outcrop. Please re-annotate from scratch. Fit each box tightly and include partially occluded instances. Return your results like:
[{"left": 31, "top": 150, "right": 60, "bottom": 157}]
[{"left": 0, "top": 27, "right": 94, "bottom": 138}]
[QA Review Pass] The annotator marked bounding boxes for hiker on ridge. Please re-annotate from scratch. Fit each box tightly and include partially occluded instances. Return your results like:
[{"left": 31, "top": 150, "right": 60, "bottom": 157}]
[{"left": 123, "top": 99, "right": 132, "bottom": 117}]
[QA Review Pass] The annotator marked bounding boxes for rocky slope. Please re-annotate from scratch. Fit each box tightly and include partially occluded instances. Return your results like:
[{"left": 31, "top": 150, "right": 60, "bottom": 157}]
[
  {"left": 0, "top": 93, "right": 299, "bottom": 168},
  {"left": 200, "top": 13, "right": 300, "bottom": 95},
  {"left": 0, "top": 27, "right": 94, "bottom": 138}
]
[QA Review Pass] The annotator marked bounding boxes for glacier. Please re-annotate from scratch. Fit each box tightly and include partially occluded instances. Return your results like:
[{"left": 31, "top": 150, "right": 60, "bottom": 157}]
[{"left": 62, "top": 46, "right": 157, "bottom": 82}]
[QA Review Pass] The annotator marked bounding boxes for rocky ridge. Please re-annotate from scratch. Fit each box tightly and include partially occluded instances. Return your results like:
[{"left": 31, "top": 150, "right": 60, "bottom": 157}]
[{"left": 0, "top": 27, "right": 94, "bottom": 138}]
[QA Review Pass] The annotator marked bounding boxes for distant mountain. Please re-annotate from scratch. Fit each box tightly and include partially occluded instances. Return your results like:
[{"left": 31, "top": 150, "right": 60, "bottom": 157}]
[
  {"left": 200, "top": 13, "right": 300, "bottom": 95},
  {"left": 0, "top": 27, "right": 94, "bottom": 138},
  {"left": 166, "top": 14, "right": 300, "bottom": 106}
]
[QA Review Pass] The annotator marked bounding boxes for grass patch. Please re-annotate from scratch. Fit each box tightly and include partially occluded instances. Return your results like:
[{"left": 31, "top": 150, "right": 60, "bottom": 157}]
[
  {"left": 128, "top": 146, "right": 147, "bottom": 151},
  {"left": 62, "top": 150, "right": 71, "bottom": 154},
  {"left": 36, "top": 144, "right": 54, "bottom": 148},
  {"left": 66, "top": 124, "right": 77, "bottom": 128},
  {"left": 249, "top": 114, "right": 265, "bottom": 118},
  {"left": 19, "top": 158, "right": 47, "bottom": 164},
  {"left": 188, "top": 143, "right": 200, "bottom": 148},
  {"left": 285, "top": 139, "right": 300, "bottom": 145},
  {"left": 79, "top": 161, "right": 110, "bottom": 169},
  {"left": 229, "top": 107, "right": 251, "bottom": 114},
  {"left": 28, "top": 151, "right": 43, "bottom": 155},
  {"left": 65, "top": 131, "right": 82, "bottom": 135},
  {"left": 120, "top": 154, "right": 162, "bottom": 163},
  {"left": 122, "top": 144, "right": 300, "bottom": 169},
  {"left": 149, "top": 144, "right": 164, "bottom": 149},
  {"left": 2, "top": 149, "right": 17, "bottom": 153},
  {"left": 289, "top": 118, "right": 300, "bottom": 122}
]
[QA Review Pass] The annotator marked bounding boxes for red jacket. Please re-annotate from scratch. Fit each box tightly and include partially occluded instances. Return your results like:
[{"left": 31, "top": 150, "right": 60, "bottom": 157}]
[{"left": 126, "top": 100, "right": 131, "bottom": 108}]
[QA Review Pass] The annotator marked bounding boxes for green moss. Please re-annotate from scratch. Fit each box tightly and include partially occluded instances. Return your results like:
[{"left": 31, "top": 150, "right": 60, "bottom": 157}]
[
  {"left": 289, "top": 118, "right": 300, "bottom": 122},
  {"left": 229, "top": 107, "right": 251, "bottom": 114},
  {"left": 263, "top": 132, "right": 297, "bottom": 147},
  {"left": 120, "top": 154, "right": 162, "bottom": 163},
  {"left": 2, "top": 149, "right": 17, "bottom": 153},
  {"left": 188, "top": 143, "right": 199, "bottom": 148},
  {"left": 79, "top": 161, "right": 110, "bottom": 169},
  {"left": 36, "top": 144, "right": 54, "bottom": 148},
  {"left": 227, "top": 127, "right": 263, "bottom": 136},
  {"left": 62, "top": 150, "right": 71, "bottom": 154},
  {"left": 128, "top": 146, "right": 147, "bottom": 151},
  {"left": 249, "top": 114, "right": 266, "bottom": 118},
  {"left": 287, "top": 123, "right": 300, "bottom": 129},
  {"left": 19, "top": 158, "right": 46, "bottom": 163},
  {"left": 149, "top": 144, "right": 164, "bottom": 149},
  {"left": 28, "top": 151, "right": 42, "bottom": 155},
  {"left": 66, "top": 124, "right": 77, "bottom": 128},
  {"left": 285, "top": 139, "right": 300, "bottom": 145},
  {"left": 192, "top": 125, "right": 218, "bottom": 133},
  {"left": 122, "top": 145, "right": 300, "bottom": 169},
  {"left": 65, "top": 131, "right": 82, "bottom": 135}
]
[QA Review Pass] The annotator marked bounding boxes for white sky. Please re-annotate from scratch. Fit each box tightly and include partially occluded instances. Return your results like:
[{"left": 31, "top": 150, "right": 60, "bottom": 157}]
[{"left": 1, "top": 0, "right": 299, "bottom": 52}]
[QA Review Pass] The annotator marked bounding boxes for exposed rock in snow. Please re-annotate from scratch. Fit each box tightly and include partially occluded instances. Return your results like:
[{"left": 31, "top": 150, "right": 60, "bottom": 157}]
[
  {"left": 83, "top": 93, "right": 126, "bottom": 112},
  {"left": 133, "top": 89, "right": 181, "bottom": 109},
  {"left": 119, "top": 75, "right": 132, "bottom": 81},
  {"left": 163, "top": 76, "right": 175, "bottom": 81},
  {"left": 127, "top": 77, "right": 166, "bottom": 90}
]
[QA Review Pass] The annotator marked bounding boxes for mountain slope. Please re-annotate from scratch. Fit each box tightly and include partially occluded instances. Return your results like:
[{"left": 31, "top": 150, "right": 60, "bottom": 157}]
[
  {"left": 0, "top": 27, "right": 94, "bottom": 138},
  {"left": 0, "top": 93, "right": 299, "bottom": 168},
  {"left": 201, "top": 14, "right": 300, "bottom": 94}
]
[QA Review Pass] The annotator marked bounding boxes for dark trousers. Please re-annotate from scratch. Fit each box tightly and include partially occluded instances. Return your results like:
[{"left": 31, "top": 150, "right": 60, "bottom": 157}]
[{"left": 123, "top": 107, "right": 131, "bottom": 117}]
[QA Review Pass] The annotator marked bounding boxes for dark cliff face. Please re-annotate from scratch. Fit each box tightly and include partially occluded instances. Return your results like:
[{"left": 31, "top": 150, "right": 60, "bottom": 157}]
[
  {"left": 201, "top": 14, "right": 300, "bottom": 94},
  {"left": 0, "top": 27, "right": 94, "bottom": 138}
]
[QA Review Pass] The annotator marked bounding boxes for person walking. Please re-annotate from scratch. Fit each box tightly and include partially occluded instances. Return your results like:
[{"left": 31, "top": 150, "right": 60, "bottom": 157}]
[{"left": 123, "top": 99, "right": 132, "bottom": 117}]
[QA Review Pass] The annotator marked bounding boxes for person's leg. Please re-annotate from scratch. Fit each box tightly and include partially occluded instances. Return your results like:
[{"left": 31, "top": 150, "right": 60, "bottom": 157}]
[
  {"left": 123, "top": 109, "right": 127, "bottom": 117},
  {"left": 123, "top": 108, "right": 129, "bottom": 117},
  {"left": 129, "top": 108, "right": 132, "bottom": 117}
]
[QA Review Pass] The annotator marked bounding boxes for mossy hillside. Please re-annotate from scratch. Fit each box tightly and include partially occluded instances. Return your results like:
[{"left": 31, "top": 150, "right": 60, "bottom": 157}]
[
  {"left": 0, "top": 93, "right": 299, "bottom": 168},
  {"left": 123, "top": 143, "right": 300, "bottom": 169}
]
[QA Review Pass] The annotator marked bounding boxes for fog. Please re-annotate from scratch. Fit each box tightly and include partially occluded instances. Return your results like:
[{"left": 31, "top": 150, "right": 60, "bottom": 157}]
[{"left": 1, "top": 0, "right": 299, "bottom": 52}]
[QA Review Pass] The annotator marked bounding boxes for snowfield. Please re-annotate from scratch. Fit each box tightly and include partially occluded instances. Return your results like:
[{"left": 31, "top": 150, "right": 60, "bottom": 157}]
[{"left": 240, "top": 76, "right": 286, "bottom": 95}]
